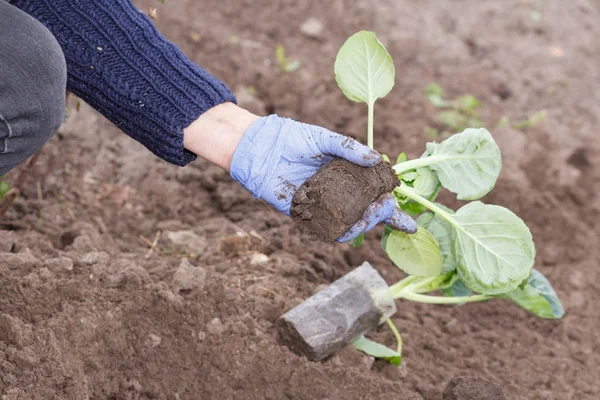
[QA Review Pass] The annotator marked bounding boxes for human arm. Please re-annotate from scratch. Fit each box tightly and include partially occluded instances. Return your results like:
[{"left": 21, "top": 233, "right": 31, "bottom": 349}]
[{"left": 10, "top": 0, "right": 416, "bottom": 241}]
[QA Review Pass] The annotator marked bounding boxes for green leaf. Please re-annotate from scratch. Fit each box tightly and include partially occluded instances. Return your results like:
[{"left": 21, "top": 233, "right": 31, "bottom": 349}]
[
  {"left": 501, "top": 269, "right": 564, "bottom": 319},
  {"left": 424, "top": 128, "right": 502, "bottom": 200},
  {"left": 442, "top": 278, "right": 472, "bottom": 299},
  {"left": 0, "top": 181, "right": 9, "bottom": 200},
  {"left": 275, "top": 44, "right": 286, "bottom": 64},
  {"left": 349, "top": 233, "right": 364, "bottom": 248},
  {"left": 352, "top": 335, "right": 402, "bottom": 365},
  {"left": 284, "top": 59, "right": 301, "bottom": 72},
  {"left": 381, "top": 154, "right": 390, "bottom": 163},
  {"left": 334, "top": 31, "right": 395, "bottom": 105},
  {"left": 411, "top": 271, "right": 458, "bottom": 293},
  {"left": 396, "top": 152, "right": 407, "bottom": 164},
  {"left": 417, "top": 206, "right": 456, "bottom": 274},
  {"left": 424, "top": 83, "right": 446, "bottom": 107},
  {"left": 452, "top": 201, "right": 535, "bottom": 295},
  {"left": 437, "top": 110, "right": 467, "bottom": 131},
  {"left": 381, "top": 226, "right": 442, "bottom": 277},
  {"left": 399, "top": 201, "right": 426, "bottom": 217},
  {"left": 456, "top": 95, "right": 481, "bottom": 110},
  {"left": 412, "top": 168, "right": 439, "bottom": 199}
]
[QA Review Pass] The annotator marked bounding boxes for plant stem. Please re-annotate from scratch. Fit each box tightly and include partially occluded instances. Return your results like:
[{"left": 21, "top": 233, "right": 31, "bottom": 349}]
[
  {"left": 388, "top": 275, "right": 421, "bottom": 296},
  {"left": 386, "top": 319, "right": 403, "bottom": 354},
  {"left": 367, "top": 102, "right": 374, "bottom": 149},
  {"left": 397, "top": 290, "right": 489, "bottom": 304},
  {"left": 395, "top": 184, "right": 451, "bottom": 220},
  {"left": 392, "top": 154, "right": 478, "bottom": 174}
]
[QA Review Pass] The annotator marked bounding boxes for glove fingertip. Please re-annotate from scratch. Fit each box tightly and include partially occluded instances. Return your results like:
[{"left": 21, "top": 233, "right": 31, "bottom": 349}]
[{"left": 386, "top": 208, "right": 418, "bottom": 234}]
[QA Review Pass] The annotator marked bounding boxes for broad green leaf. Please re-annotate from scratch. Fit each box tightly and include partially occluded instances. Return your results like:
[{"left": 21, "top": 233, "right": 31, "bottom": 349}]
[
  {"left": 335, "top": 31, "right": 395, "bottom": 104},
  {"left": 381, "top": 226, "right": 442, "bottom": 277},
  {"left": 411, "top": 271, "right": 458, "bottom": 294},
  {"left": 417, "top": 206, "right": 456, "bottom": 274},
  {"left": 424, "top": 128, "right": 502, "bottom": 200},
  {"left": 412, "top": 168, "right": 439, "bottom": 199},
  {"left": 401, "top": 171, "right": 418, "bottom": 183},
  {"left": 399, "top": 201, "right": 426, "bottom": 217},
  {"left": 349, "top": 233, "right": 364, "bottom": 248},
  {"left": 352, "top": 335, "right": 402, "bottom": 365},
  {"left": 501, "top": 269, "right": 564, "bottom": 319},
  {"left": 442, "top": 278, "right": 472, "bottom": 300},
  {"left": 452, "top": 201, "right": 535, "bottom": 295}
]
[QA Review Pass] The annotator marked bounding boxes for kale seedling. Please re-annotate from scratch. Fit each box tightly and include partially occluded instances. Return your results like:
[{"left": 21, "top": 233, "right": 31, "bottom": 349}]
[
  {"left": 423, "top": 82, "right": 482, "bottom": 140},
  {"left": 334, "top": 31, "right": 564, "bottom": 364}
]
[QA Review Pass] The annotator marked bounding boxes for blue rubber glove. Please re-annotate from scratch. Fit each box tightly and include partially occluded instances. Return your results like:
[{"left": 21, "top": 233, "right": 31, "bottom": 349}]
[{"left": 230, "top": 115, "right": 417, "bottom": 242}]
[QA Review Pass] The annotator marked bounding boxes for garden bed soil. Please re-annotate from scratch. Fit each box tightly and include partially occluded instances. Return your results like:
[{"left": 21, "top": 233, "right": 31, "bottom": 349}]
[{"left": 1, "top": 0, "right": 599, "bottom": 399}]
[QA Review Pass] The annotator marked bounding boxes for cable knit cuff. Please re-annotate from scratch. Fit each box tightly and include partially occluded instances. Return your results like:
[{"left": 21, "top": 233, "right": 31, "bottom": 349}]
[{"left": 10, "top": 0, "right": 236, "bottom": 166}]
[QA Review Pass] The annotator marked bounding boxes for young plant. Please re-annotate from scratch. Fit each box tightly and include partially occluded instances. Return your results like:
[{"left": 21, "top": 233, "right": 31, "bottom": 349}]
[
  {"left": 0, "top": 180, "right": 9, "bottom": 201},
  {"left": 275, "top": 44, "right": 300, "bottom": 72},
  {"left": 423, "top": 82, "right": 482, "bottom": 139},
  {"left": 331, "top": 31, "right": 564, "bottom": 363}
]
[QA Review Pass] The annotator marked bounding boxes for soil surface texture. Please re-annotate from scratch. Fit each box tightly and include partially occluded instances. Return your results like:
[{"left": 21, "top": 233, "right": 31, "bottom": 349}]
[
  {"left": 291, "top": 158, "right": 398, "bottom": 241},
  {"left": 1, "top": 0, "right": 599, "bottom": 399}
]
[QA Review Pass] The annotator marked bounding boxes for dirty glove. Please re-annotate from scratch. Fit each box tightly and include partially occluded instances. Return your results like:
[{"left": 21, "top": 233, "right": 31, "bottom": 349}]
[{"left": 229, "top": 114, "right": 417, "bottom": 242}]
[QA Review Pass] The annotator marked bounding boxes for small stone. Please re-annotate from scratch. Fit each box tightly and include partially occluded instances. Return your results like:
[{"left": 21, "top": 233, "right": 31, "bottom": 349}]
[
  {"left": 250, "top": 252, "right": 269, "bottom": 266},
  {"left": 300, "top": 17, "right": 324, "bottom": 39},
  {"left": 8, "top": 346, "right": 40, "bottom": 369},
  {"left": 166, "top": 230, "right": 206, "bottom": 254},
  {"left": 43, "top": 256, "right": 74, "bottom": 272},
  {"left": 568, "top": 270, "right": 586, "bottom": 289},
  {"left": 38, "top": 267, "right": 52, "bottom": 281},
  {"left": 148, "top": 334, "right": 161, "bottom": 348},
  {"left": 1, "top": 251, "right": 39, "bottom": 269},
  {"left": 197, "top": 331, "right": 206, "bottom": 341},
  {"left": 2, "top": 388, "right": 29, "bottom": 400},
  {"left": 80, "top": 251, "right": 110, "bottom": 266},
  {"left": 0, "top": 313, "right": 33, "bottom": 347},
  {"left": 207, "top": 318, "right": 224, "bottom": 335},
  {"left": 443, "top": 376, "right": 506, "bottom": 400},
  {"left": 0, "top": 230, "right": 16, "bottom": 253},
  {"left": 172, "top": 258, "right": 206, "bottom": 294}
]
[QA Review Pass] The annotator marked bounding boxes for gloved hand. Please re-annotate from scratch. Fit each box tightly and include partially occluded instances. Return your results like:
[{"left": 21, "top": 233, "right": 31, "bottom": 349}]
[{"left": 230, "top": 114, "right": 417, "bottom": 242}]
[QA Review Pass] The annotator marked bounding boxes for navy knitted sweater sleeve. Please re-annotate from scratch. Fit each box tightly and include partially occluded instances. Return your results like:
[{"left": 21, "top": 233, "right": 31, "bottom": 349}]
[{"left": 9, "top": 0, "right": 236, "bottom": 166}]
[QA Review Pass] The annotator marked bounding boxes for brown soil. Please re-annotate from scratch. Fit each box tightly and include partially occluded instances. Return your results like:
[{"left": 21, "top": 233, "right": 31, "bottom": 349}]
[
  {"left": 443, "top": 376, "right": 506, "bottom": 400},
  {"left": 291, "top": 158, "right": 398, "bottom": 241},
  {"left": 1, "top": 0, "right": 599, "bottom": 399}
]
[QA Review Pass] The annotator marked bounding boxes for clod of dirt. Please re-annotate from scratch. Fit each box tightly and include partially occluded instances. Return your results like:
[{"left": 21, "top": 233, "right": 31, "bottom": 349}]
[
  {"left": 443, "top": 376, "right": 506, "bottom": 400},
  {"left": 172, "top": 258, "right": 207, "bottom": 294},
  {"left": 291, "top": 158, "right": 399, "bottom": 242}
]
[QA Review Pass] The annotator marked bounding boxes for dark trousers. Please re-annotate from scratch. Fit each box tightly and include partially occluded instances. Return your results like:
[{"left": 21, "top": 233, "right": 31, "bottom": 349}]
[{"left": 0, "top": 0, "right": 67, "bottom": 175}]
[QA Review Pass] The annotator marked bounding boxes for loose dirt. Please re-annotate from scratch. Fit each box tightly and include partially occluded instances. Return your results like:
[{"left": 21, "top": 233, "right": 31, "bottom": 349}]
[
  {"left": 1, "top": 0, "right": 599, "bottom": 399},
  {"left": 291, "top": 158, "right": 398, "bottom": 241}
]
